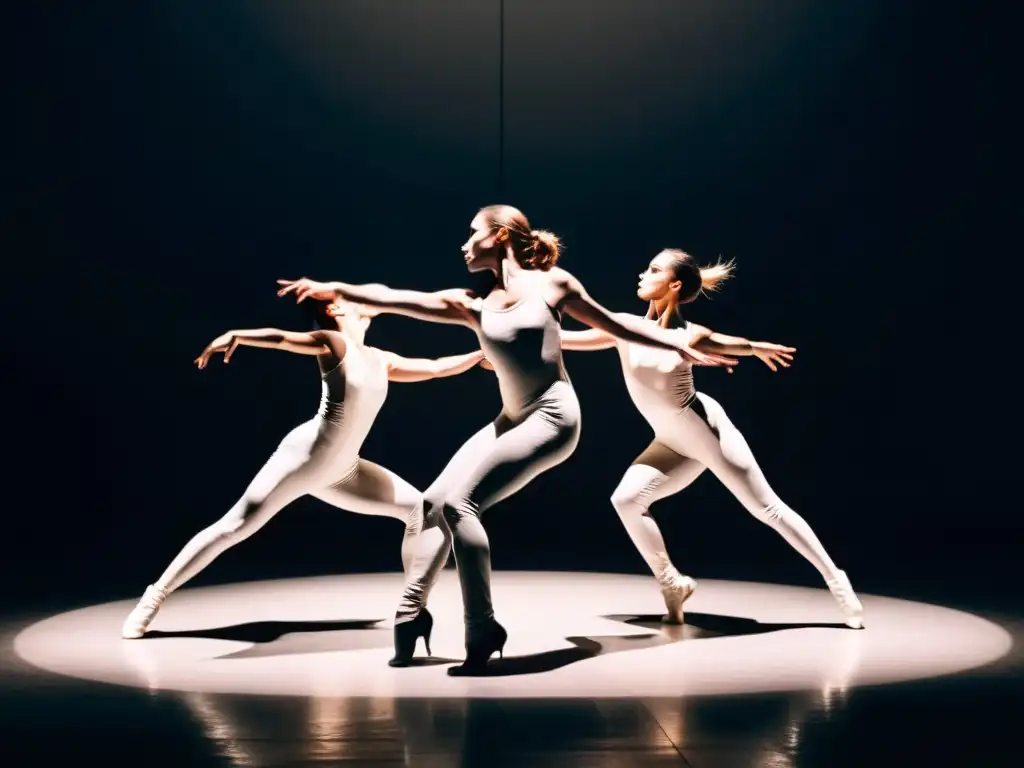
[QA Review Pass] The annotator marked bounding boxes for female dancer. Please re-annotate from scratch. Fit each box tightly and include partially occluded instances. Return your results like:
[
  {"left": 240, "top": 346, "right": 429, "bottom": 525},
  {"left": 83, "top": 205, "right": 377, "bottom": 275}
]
[
  {"left": 560, "top": 249, "right": 864, "bottom": 628},
  {"left": 122, "top": 301, "right": 484, "bottom": 643},
  {"left": 277, "top": 205, "right": 738, "bottom": 671}
]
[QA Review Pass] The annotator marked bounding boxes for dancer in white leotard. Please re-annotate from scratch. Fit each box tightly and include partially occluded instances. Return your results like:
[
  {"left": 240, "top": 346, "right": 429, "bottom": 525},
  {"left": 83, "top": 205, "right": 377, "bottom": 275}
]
[
  {"left": 121, "top": 301, "right": 485, "bottom": 641},
  {"left": 561, "top": 249, "right": 864, "bottom": 628},
  {"left": 278, "top": 205, "right": 738, "bottom": 672}
]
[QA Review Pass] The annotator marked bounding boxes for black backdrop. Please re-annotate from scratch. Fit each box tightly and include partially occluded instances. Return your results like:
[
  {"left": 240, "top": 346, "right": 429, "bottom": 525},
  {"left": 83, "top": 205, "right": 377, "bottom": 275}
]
[{"left": 8, "top": 1, "right": 1006, "bottom": 614}]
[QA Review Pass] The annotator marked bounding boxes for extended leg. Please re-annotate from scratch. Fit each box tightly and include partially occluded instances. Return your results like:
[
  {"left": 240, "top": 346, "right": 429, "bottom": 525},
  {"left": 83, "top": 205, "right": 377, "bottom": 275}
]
[
  {"left": 122, "top": 421, "right": 326, "bottom": 638},
  {"left": 685, "top": 393, "right": 863, "bottom": 627}
]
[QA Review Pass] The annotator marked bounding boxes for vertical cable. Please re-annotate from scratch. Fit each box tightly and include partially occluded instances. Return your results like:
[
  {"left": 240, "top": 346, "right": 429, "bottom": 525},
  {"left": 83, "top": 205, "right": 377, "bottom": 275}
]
[{"left": 498, "top": 0, "right": 505, "bottom": 198}]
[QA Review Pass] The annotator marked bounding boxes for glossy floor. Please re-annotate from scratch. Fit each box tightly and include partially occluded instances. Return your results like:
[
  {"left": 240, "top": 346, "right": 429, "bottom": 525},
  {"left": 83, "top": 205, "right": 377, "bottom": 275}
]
[{"left": 2, "top": 572, "right": 1022, "bottom": 766}]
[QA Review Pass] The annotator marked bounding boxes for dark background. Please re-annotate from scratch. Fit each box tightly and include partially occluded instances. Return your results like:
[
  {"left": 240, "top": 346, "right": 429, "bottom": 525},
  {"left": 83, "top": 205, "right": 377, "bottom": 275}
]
[{"left": 7, "top": 1, "right": 1005, "bottom": 615}]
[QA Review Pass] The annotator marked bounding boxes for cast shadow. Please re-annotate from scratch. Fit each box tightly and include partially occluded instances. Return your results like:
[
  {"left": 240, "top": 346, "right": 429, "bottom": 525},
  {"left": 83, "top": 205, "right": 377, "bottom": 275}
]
[
  {"left": 608, "top": 612, "right": 851, "bottom": 636},
  {"left": 450, "top": 632, "right": 677, "bottom": 678},
  {"left": 145, "top": 618, "right": 384, "bottom": 643}
]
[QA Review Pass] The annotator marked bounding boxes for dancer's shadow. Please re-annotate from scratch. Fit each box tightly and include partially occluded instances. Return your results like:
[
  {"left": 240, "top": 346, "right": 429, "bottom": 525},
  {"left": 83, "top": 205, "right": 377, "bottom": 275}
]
[
  {"left": 453, "top": 630, "right": 680, "bottom": 678},
  {"left": 455, "top": 611, "right": 851, "bottom": 677},
  {"left": 144, "top": 619, "right": 462, "bottom": 661},
  {"left": 608, "top": 612, "right": 851, "bottom": 637}
]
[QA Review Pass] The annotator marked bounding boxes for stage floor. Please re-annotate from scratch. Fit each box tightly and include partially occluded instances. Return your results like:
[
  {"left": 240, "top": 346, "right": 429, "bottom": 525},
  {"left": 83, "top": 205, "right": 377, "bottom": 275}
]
[{"left": 3, "top": 571, "right": 1022, "bottom": 766}]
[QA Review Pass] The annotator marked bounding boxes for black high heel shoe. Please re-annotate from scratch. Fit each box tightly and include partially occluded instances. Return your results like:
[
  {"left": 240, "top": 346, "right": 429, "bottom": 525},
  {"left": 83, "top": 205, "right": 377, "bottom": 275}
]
[
  {"left": 388, "top": 609, "right": 434, "bottom": 668},
  {"left": 447, "top": 619, "right": 507, "bottom": 676}
]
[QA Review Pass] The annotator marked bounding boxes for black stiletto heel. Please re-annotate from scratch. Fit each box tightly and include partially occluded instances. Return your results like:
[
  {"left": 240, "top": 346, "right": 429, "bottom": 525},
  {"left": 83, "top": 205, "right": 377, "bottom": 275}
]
[
  {"left": 388, "top": 609, "right": 433, "bottom": 668},
  {"left": 448, "top": 619, "right": 507, "bottom": 676}
]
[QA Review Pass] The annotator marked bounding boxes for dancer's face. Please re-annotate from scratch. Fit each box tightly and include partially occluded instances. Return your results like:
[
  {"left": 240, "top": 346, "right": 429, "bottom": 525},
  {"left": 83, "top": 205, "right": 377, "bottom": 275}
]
[
  {"left": 637, "top": 251, "right": 682, "bottom": 302},
  {"left": 461, "top": 213, "right": 502, "bottom": 273},
  {"left": 328, "top": 301, "right": 374, "bottom": 335}
]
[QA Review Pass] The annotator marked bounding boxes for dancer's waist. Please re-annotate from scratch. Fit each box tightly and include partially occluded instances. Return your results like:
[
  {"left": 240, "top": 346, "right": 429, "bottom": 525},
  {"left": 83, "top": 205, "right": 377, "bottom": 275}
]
[{"left": 500, "top": 378, "right": 579, "bottom": 423}]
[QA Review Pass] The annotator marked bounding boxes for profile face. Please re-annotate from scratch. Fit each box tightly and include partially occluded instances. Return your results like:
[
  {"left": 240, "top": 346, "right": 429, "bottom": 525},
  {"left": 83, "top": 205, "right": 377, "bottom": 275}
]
[
  {"left": 461, "top": 213, "right": 500, "bottom": 273},
  {"left": 637, "top": 251, "right": 681, "bottom": 301}
]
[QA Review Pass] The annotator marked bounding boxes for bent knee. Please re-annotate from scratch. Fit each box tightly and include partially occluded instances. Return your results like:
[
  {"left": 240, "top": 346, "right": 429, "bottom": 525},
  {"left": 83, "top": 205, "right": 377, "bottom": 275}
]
[{"left": 610, "top": 476, "right": 659, "bottom": 515}]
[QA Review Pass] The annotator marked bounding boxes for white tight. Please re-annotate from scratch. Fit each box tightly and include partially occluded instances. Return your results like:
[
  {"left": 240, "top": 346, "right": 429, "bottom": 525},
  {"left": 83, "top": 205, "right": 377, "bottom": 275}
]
[
  {"left": 396, "top": 381, "right": 581, "bottom": 630},
  {"left": 154, "top": 419, "right": 448, "bottom": 602},
  {"left": 610, "top": 392, "right": 841, "bottom": 586}
]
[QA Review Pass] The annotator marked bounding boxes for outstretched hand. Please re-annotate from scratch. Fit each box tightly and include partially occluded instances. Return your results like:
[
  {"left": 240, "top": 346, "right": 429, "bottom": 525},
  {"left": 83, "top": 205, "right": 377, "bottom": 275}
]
[
  {"left": 195, "top": 332, "right": 241, "bottom": 369},
  {"left": 277, "top": 278, "right": 335, "bottom": 303},
  {"left": 681, "top": 345, "right": 740, "bottom": 369},
  {"left": 478, "top": 357, "right": 495, "bottom": 371},
  {"left": 751, "top": 342, "right": 796, "bottom": 372}
]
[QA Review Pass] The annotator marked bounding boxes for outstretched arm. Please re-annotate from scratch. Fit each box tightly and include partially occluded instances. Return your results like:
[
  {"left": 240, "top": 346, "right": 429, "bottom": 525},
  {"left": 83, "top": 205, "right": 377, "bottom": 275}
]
[
  {"left": 277, "top": 278, "right": 474, "bottom": 326},
  {"left": 560, "top": 329, "right": 617, "bottom": 352},
  {"left": 689, "top": 323, "right": 795, "bottom": 372},
  {"left": 553, "top": 271, "right": 738, "bottom": 367},
  {"left": 382, "top": 350, "right": 486, "bottom": 383},
  {"left": 194, "top": 329, "right": 344, "bottom": 369}
]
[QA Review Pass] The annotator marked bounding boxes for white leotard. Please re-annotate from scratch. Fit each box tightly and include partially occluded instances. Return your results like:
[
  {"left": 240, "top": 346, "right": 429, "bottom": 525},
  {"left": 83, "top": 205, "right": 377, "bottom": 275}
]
[
  {"left": 616, "top": 319, "right": 698, "bottom": 435},
  {"left": 317, "top": 339, "right": 389, "bottom": 452}
]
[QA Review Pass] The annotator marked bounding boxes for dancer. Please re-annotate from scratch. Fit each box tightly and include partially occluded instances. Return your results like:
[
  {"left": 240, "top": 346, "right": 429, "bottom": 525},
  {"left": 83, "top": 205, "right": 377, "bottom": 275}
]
[
  {"left": 559, "top": 249, "right": 864, "bottom": 628},
  {"left": 122, "top": 301, "right": 485, "bottom": 642},
  {"left": 277, "top": 205, "right": 738, "bottom": 671}
]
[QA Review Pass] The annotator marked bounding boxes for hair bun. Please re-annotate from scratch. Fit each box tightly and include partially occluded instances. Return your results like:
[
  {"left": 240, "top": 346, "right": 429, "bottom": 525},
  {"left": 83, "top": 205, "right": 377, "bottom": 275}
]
[{"left": 528, "top": 229, "right": 561, "bottom": 270}]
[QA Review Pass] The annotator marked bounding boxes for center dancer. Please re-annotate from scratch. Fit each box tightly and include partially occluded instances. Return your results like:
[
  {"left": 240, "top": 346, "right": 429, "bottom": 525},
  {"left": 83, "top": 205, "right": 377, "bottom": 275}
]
[
  {"left": 122, "top": 300, "right": 483, "bottom": 643},
  {"left": 560, "top": 249, "right": 864, "bottom": 628},
  {"left": 278, "top": 204, "right": 737, "bottom": 672}
]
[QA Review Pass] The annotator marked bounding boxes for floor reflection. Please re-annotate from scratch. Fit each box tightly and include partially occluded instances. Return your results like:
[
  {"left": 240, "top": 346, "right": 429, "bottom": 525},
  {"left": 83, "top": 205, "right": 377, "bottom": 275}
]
[{"left": 168, "top": 680, "right": 861, "bottom": 767}]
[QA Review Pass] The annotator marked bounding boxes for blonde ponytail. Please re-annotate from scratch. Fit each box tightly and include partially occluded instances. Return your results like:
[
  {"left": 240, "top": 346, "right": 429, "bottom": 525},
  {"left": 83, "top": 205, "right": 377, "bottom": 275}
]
[{"left": 698, "top": 258, "right": 735, "bottom": 294}]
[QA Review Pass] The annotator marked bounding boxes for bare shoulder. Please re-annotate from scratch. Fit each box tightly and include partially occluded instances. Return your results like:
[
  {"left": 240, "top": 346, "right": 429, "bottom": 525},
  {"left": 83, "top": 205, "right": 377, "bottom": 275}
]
[
  {"left": 367, "top": 345, "right": 399, "bottom": 370},
  {"left": 547, "top": 266, "right": 580, "bottom": 289},
  {"left": 545, "top": 267, "right": 585, "bottom": 302}
]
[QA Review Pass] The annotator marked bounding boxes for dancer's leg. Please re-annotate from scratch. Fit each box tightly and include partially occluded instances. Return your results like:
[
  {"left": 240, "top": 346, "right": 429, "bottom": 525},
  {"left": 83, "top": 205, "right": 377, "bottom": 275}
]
[
  {"left": 679, "top": 393, "right": 863, "bottom": 626},
  {"left": 680, "top": 393, "right": 842, "bottom": 582},
  {"left": 610, "top": 441, "right": 706, "bottom": 585},
  {"left": 154, "top": 422, "right": 327, "bottom": 593},
  {"left": 394, "top": 423, "right": 496, "bottom": 622},
  {"left": 440, "top": 398, "right": 580, "bottom": 634},
  {"left": 123, "top": 421, "right": 334, "bottom": 638},
  {"left": 312, "top": 459, "right": 446, "bottom": 576}
]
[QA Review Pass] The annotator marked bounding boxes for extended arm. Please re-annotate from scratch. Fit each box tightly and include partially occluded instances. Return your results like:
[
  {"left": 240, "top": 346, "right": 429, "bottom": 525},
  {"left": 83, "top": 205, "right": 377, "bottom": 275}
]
[
  {"left": 194, "top": 328, "right": 344, "bottom": 369},
  {"left": 382, "top": 350, "right": 486, "bottom": 383},
  {"left": 554, "top": 271, "right": 737, "bottom": 366},
  {"left": 560, "top": 328, "right": 617, "bottom": 352},
  {"left": 277, "top": 278, "right": 473, "bottom": 326},
  {"left": 689, "top": 324, "right": 795, "bottom": 372}
]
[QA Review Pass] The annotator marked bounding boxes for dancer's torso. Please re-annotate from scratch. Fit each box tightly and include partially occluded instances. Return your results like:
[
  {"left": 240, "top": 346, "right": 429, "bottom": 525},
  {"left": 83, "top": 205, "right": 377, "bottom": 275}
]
[
  {"left": 616, "top": 317, "right": 697, "bottom": 430},
  {"left": 317, "top": 339, "right": 389, "bottom": 449},
  {"left": 473, "top": 285, "right": 572, "bottom": 420}
]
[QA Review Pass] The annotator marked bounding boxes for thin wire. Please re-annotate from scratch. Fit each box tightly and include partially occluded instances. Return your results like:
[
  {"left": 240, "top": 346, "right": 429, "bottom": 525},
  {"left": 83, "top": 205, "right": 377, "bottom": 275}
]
[{"left": 498, "top": 0, "right": 504, "bottom": 198}]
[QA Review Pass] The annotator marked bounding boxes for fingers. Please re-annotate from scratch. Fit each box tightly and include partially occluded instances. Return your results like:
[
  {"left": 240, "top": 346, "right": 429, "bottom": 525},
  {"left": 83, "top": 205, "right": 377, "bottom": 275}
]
[
  {"left": 223, "top": 338, "right": 240, "bottom": 364},
  {"left": 276, "top": 280, "right": 299, "bottom": 297}
]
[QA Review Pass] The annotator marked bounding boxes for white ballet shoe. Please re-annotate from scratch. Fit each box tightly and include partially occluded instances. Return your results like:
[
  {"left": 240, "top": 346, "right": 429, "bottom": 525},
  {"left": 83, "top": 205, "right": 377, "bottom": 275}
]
[
  {"left": 122, "top": 585, "right": 168, "bottom": 639},
  {"left": 661, "top": 574, "right": 698, "bottom": 625},
  {"left": 826, "top": 570, "right": 864, "bottom": 629}
]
